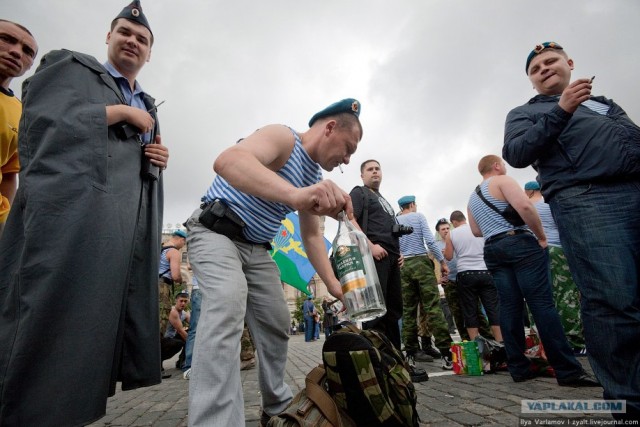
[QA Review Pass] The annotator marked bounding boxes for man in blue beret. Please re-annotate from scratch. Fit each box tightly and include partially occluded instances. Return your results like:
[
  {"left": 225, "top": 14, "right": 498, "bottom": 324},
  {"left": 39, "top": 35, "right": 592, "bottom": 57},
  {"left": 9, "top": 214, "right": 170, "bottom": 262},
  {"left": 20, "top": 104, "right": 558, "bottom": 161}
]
[
  {"left": 504, "top": 42, "right": 640, "bottom": 419},
  {"left": 0, "top": 2, "right": 170, "bottom": 425},
  {"left": 186, "top": 98, "right": 362, "bottom": 426},
  {"left": 396, "top": 195, "right": 453, "bottom": 372}
]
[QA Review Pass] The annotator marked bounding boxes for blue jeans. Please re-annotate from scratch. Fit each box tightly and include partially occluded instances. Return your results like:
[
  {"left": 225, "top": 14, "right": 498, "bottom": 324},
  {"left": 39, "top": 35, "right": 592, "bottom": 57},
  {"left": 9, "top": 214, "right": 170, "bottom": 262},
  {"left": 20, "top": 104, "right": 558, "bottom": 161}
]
[
  {"left": 483, "top": 232, "right": 584, "bottom": 382},
  {"left": 550, "top": 182, "right": 640, "bottom": 417},
  {"left": 304, "top": 316, "right": 314, "bottom": 342},
  {"left": 183, "top": 288, "right": 201, "bottom": 371}
]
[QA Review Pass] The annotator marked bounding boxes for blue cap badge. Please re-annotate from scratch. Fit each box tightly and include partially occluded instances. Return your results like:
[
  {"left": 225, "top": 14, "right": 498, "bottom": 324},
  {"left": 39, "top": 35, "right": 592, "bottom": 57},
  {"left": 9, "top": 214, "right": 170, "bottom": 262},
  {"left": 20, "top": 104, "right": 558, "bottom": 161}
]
[{"left": 525, "top": 41, "right": 563, "bottom": 74}]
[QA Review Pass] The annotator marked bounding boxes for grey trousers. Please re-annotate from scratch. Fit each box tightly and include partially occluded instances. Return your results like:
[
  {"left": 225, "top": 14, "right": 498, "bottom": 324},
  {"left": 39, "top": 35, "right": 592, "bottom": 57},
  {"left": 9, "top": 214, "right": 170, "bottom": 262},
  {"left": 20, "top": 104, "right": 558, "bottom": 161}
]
[{"left": 186, "top": 210, "right": 293, "bottom": 426}]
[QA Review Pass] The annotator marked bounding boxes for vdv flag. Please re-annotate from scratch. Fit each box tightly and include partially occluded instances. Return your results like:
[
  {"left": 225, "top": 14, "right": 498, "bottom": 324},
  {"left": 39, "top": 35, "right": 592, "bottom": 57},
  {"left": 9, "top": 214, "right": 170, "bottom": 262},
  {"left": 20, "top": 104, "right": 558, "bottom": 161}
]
[{"left": 270, "top": 212, "right": 331, "bottom": 294}]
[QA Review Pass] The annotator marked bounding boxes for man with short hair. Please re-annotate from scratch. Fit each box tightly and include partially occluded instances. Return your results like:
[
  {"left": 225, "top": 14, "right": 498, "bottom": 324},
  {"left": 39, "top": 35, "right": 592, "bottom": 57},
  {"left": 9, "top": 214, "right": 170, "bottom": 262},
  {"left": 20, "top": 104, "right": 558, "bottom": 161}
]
[
  {"left": 444, "top": 210, "right": 502, "bottom": 342},
  {"left": 467, "top": 154, "right": 598, "bottom": 388},
  {"left": 504, "top": 42, "right": 639, "bottom": 417},
  {"left": 396, "top": 195, "right": 453, "bottom": 371},
  {"left": 161, "top": 290, "right": 191, "bottom": 369},
  {"left": 186, "top": 98, "right": 362, "bottom": 426},
  {"left": 159, "top": 229, "right": 187, "bottom": 335},
  {"left": 0, "top": 19, "right": 38, "bottom": 237},
  {"left": 302, "top": 295, "right": 317, "bottom": 342},
  {"left": 0, "top": 3, "right": 169, "bottom": 425}
]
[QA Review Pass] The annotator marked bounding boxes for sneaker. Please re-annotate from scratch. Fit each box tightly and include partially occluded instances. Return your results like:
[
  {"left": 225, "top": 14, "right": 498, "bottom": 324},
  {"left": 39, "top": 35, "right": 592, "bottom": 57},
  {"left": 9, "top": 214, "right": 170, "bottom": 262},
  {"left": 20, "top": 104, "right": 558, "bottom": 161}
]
[
  {"left": 441, "top": 356, "right": 453, "bottom": 370},
  {"left": 260, "top": 410, "right": 271, "bottom": 427},
  {"left": 413, "top": 350, "right": 434, "bottom": 362},
  {"left": 557, "top": 371, "right": 601, "bottom": 387},
  {"left": 573, "top": 347, "right": 587, "bottom": 357},
  {"left": 406, "top": 354, "right": 429, "bottom": 383},
  {"left": 183, "top": 368, "right": 191, "bottom": 380}
]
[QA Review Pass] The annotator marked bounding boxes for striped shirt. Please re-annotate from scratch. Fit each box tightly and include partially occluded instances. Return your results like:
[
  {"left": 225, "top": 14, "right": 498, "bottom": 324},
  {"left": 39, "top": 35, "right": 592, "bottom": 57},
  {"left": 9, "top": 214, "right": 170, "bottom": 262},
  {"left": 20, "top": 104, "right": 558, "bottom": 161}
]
[
  {"left": 158, "top": 247, "right": 173, "bottom": 279},
  {"left": 468, "top": 178, "right": 528, "bottom": 240},
  {"left": 583, "top": 99, "right": 610, "bottom": 115},
  {"left": 397, "top": 212, "right": 444, "bottom": 262},
  {"left": 202, "top": 127, "right": 322, "bottom": 243},
  {"left": 534, "top": 200, "right": 561, "bottom": 247}
]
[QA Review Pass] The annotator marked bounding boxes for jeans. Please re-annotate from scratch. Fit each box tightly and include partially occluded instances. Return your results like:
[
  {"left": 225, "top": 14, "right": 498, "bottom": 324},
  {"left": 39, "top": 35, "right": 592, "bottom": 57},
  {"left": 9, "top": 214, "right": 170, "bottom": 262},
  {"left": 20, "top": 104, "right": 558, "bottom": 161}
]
[
  {"left": 550, "top": 182, "right": 640, "bottom": 418},
  {"left": 483, "top": 232, "right": 584, "bottom": 382},
  {"left": 183, "top": 288, "right": 201, "bottom": 371},
  {"left": 303, "top": 316, "right": 314, "bottom": 342}
]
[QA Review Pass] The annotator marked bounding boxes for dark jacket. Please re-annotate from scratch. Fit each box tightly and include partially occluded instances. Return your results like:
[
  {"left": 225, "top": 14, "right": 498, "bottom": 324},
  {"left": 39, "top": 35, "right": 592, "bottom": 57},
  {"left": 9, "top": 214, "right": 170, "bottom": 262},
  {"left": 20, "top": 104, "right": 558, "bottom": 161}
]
[
  {"left": 503, "top": 95, "right": 640, "bottom": 200},
  {"left": 0, "top": 50, "right": 164, "bottom": 427}
]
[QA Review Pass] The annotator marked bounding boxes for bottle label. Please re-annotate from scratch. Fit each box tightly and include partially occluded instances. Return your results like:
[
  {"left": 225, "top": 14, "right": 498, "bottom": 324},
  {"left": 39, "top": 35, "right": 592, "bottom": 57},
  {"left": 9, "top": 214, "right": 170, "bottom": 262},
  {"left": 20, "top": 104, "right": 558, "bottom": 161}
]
[{"left": 334, "top": 245, "right": 367, "bottom": 293}]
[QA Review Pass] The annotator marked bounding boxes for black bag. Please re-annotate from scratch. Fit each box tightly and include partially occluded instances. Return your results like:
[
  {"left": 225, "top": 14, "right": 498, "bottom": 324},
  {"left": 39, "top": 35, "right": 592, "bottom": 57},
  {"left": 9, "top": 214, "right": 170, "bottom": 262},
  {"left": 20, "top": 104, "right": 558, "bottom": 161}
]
[
  {"left": 474, "top": 185, "right": 525, "bottom": 227},
  {"left": 474, "top": 335, "right": 508, "bottom": 373}
]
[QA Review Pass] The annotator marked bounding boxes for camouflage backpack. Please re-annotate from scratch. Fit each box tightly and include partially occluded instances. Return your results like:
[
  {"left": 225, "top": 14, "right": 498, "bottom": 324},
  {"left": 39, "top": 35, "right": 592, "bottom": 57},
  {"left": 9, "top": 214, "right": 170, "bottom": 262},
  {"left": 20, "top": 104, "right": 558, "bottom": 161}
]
[{"left": 322, "top": 323, "right": 419, "bottom": 427}]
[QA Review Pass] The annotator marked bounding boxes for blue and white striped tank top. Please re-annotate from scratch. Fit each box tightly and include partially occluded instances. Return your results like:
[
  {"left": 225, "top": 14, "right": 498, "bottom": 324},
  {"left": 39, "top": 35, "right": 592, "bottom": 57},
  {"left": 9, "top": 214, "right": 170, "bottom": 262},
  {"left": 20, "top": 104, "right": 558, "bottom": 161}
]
[
  {"left": 468, "top": 178, "right": 528, "bottom": 240},
  {"left": 202, "top": 127, "right": 322, "bottom": 243},
  {"left": 534, "top": 200, "right": 560, "bottom": 247},
  {"left": 158, "top": 247, "right": 172, "bottom": 279}
]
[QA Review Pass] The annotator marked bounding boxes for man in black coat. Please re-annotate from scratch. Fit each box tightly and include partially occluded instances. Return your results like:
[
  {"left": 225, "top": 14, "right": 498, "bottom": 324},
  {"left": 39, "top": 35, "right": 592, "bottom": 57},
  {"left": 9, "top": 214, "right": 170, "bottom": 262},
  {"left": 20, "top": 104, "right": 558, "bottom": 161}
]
[{"left": 0, "top": 2, "right": 169, "bottom": 426}]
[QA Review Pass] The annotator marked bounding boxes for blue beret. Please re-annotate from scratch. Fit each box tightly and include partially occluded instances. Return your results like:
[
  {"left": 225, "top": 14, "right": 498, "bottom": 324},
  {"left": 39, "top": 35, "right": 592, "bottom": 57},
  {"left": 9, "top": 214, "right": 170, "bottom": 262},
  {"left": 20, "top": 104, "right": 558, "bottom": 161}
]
[
  {"left": 308, "top": 98, "right": 361, "bottom": 127},
  {"left": 173, "top": 229, "right": 187, "bottom": 238},
  {"left": 113, "top": 0, "right": 152, "bottom": 36},
  {"left": 398, "top": 195, "right": 415, "bottom": 207},
  {"left": 526, "top": 41, "right": 563, "bottom": 74},
  {"left": 524, "top": 181, "right": 541, "bottom": 191}
]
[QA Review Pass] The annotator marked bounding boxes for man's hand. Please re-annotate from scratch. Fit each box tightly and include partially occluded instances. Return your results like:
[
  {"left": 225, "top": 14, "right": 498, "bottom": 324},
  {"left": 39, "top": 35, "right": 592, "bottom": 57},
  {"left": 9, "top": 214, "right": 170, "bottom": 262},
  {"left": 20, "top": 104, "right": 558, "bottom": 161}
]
[
  {"left": 294, "top": 180, "right": 352, "bottom": 219},
  {"left": 558, "top": 78, "right": 592, "bottom": 114},
  {"left": 440, "top": 262, "right": 449, "bottom": 277},
  {"left": 537, "top": 236, "right": 548, "bottom": 249},
  {"left": 398, "top": 254, "right": 404, "bottom": 268},
  {"left": 144, "top": 135, "right": 169, "bottom": 169},
  {"left": 370, "top": 243, "right": 387, "bottom": 261},
  {"left": 106, "top": 104, "right": 155, "bottom": 132}
]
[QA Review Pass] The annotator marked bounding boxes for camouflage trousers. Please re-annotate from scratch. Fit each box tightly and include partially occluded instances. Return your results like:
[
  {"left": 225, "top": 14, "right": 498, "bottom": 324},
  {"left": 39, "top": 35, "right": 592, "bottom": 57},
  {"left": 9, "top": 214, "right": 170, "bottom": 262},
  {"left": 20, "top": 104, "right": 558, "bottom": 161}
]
[
  {"left": 549, "top": 246, "right": 585, "bottom": 349},
  {"left": 158, "top": 279, "right": 173, "bottom": 336},
  {"left": 241, "top": 323, "right": 255, "bottom": 361},
  {"left": 401, "top": 256, "right": 451, "bottom": 354}
]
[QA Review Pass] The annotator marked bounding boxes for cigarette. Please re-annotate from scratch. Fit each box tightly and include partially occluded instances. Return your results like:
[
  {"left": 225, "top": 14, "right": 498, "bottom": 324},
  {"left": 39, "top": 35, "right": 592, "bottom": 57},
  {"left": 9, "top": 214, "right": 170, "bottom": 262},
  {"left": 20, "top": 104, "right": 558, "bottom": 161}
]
[
  {"left": 589, "top": 76, "right": 595, "bottom": 83},
  {"left": 338, "top": 164, "right": 344, "bottom": 173}
]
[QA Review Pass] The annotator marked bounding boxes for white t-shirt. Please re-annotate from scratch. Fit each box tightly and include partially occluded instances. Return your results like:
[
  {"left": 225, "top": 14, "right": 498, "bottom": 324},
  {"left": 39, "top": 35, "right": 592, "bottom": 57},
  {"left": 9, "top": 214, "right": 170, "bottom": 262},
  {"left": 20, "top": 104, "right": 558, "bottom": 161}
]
[{"left": 450, "top": 223, "right": 487, "bottom": 272}]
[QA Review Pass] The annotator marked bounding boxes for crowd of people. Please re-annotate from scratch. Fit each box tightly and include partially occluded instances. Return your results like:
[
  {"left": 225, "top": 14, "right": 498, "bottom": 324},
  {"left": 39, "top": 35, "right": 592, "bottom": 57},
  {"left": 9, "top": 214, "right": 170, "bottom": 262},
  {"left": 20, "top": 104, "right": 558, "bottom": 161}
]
[{"left": 0, "top": 2, "right": 638, "bottom": 425}]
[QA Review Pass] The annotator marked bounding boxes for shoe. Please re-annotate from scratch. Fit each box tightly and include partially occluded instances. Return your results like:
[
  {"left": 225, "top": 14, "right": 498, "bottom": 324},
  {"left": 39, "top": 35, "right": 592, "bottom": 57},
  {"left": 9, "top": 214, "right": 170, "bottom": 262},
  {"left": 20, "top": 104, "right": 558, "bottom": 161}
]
[
  {"left": 413, "top": 350, "right": 434, "bottom": 362},
  {"left": 423, "top": 346, "right": 442, "bottom": 359},
  {"left": 573, "top": 347, "right": 587, "bottom": 357},
  {"left": 240, "top": 358, "right": 256, "bottom": 371},
  {"left": 406, "top": 354, "right": 429, "bottom": 383},
  {"left": 441, "top": 356, "right": 453, "bottom": 370},
  {"left": 512, "top": 370, "right": 539, "bottom": 383},
  {"left": 260, "top": 410, "right": 271, "bottom": 427},
  {"left": 161, "top": 367, "right": 172, "bottom": 379},
  {"left": 557, "top": 371, "right": 601, "bottom": 387},
  {"left": 183, "top": 368, "right": 191, "bottom": 380}
]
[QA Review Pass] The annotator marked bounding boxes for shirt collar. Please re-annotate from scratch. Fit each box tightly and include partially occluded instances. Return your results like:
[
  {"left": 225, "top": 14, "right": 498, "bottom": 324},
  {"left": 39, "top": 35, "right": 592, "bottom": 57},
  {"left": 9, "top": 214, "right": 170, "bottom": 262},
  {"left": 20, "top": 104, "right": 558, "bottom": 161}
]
[{"left": 102, "top": 61, "right": 145, "bottom": 97}]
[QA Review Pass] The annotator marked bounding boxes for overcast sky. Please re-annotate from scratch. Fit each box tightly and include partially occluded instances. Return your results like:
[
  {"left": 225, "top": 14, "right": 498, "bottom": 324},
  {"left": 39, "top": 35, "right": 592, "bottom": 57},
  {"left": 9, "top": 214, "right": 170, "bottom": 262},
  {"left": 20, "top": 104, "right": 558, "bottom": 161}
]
[{"left": 8, "top": 0, "right": 640, "bottom": 238}]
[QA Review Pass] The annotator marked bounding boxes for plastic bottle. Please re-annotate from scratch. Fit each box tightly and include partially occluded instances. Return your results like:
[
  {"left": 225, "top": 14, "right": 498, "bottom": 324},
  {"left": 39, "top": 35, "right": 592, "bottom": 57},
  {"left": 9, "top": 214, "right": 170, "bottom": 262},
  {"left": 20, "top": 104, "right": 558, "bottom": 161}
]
[{"left": 331, "top": 211, "right": 387, "bottom": 322}]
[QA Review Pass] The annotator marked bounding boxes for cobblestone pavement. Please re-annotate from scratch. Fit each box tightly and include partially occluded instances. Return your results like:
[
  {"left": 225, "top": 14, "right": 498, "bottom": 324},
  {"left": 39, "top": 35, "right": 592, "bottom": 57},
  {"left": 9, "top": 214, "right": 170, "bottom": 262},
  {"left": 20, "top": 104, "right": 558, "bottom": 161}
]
[{"left": 89, "top": 333, "right": 613, "bottom": 426}]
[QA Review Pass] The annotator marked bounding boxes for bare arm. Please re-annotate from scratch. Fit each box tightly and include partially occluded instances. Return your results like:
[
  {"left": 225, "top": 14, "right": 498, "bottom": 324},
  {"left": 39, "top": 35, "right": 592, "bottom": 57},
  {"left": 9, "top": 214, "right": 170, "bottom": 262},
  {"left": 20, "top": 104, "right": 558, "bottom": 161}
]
[
  {"left": 167, "top": 249, "right": 183, "bottom": 283},
  {"left": 443, "top": 233, "right": 454, "bottom": 261},
  {"left": 495, "top": 176, "right": 547, "bottom": 248},
  {"left": 467, "top": 208, "right": 483, "bottom": 237},
  {"left": 168, "top": 309, "right": 188, "bottom": 341},
  {"left": 299, "top": 212, "right": 344, "bottom": 301},
  {"left": 214, "top": 125, "right": 351, "bottom": 218}
]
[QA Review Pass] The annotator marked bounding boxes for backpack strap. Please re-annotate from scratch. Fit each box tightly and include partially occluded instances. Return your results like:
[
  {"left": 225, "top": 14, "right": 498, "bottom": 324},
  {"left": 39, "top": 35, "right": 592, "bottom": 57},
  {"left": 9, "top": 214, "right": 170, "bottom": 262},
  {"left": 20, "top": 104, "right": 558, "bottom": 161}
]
[{"left": 304, "top": 366, "right": 347, "bottom": 427}]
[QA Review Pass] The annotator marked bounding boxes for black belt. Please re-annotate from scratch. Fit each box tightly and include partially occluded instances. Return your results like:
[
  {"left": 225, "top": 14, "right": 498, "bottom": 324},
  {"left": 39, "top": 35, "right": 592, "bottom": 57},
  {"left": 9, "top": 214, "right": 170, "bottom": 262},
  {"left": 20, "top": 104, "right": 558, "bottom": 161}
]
[
  {"left": 485, "top": 229, "right": 531, "bottom": 244},
  {"left": 199, "top": 201, "right": 272, "bottom": 250},
  {"left": 457, "top": 270, "right": 492, "bottom": 277}
]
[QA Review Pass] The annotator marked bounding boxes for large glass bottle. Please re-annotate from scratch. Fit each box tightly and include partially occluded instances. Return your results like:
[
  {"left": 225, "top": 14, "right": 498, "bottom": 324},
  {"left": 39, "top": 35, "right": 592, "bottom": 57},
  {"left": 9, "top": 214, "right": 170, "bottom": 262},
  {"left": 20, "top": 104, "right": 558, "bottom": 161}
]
[{"left": 331, "top": 211, "right": 387, "bottom": 322}]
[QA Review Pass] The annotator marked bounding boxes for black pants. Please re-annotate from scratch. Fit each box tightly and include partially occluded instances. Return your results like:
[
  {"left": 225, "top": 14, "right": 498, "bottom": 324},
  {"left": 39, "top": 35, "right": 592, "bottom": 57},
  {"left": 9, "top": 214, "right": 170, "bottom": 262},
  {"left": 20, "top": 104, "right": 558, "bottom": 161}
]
[
  {"left": 161, "top": 336, "right": 186, "bottom": 363},
  {"left": 456, "top": 270, "right": 500, "bottom": 328},
  {"left": 363, "top": 252, "right": 402, "bottom": 349}
]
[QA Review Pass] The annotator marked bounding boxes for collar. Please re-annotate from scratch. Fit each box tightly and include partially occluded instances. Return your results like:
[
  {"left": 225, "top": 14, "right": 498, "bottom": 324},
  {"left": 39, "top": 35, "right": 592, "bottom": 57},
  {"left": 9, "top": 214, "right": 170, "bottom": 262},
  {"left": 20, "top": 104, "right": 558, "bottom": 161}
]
[{"left": 102, "top": 61, "right": 145, "bottom": 96}]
